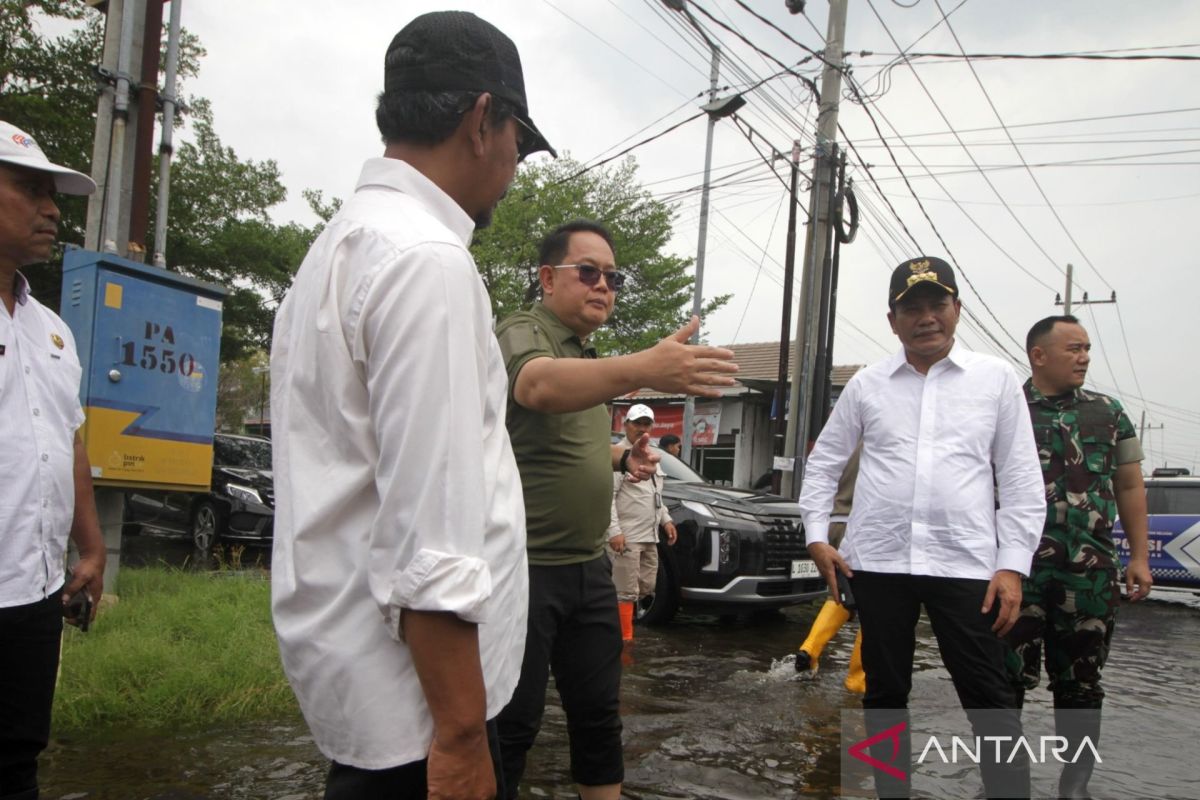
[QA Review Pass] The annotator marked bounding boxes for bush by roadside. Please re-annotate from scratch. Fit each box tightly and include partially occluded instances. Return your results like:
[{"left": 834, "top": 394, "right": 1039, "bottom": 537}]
[{"left": 53, "top": 566, "right": 299, "bottom": 731}]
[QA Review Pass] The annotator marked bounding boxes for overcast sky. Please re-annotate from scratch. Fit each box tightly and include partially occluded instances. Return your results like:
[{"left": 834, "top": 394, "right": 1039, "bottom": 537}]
[{"left": 155, "top": 0, "right": 1200, "bottom": 467}]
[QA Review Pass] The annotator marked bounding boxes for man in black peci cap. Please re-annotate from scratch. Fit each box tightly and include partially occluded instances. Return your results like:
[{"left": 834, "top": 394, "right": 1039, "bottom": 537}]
[
  {"left": 270, "top": 12, "right": 556, "bottom": 799},
  {"left": 798, "top": 257, "right": 1045, "bottom": 798}
]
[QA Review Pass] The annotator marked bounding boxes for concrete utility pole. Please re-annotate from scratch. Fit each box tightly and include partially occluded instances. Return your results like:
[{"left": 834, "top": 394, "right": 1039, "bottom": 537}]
[
  {"left": 663, "top": 1, "right": 745, "bottom": 466},
  {"left": 1055, "top": 262, "right": 1116, "bottom": 313},
  {"left": 1139, "top": 410, "right": 1165, "bottom": 444},
  {"left": 772, "top": 140, "right": 803, "bottom": 494},
  {"left": 84, "top": 0, "right": 149, "bottom": 256},
  {"left": 781, "top": 0, "right": 849, "bottom": 499}
]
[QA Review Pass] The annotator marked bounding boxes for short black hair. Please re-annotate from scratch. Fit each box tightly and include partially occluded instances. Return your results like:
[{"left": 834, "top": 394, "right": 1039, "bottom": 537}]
[
  {"left": 1026, "top": 314, "right": 1081, "bottom": 355},
  {"left": 658, "top": 434, "right": 681, "bottom": 449},
  {"left": 375, "top": 89, "right": 517, "bottom": 146},
  {"left": 538, "top": 219, "right": 615, "bottom": 267}
]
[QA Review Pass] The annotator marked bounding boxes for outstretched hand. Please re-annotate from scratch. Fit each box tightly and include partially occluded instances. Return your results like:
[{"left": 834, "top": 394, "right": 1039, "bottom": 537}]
[
  {"left": 641, "top": 317, "right": 739, "bottom": 397},
  {"left": 625, "top": 433, "right": 659, "bottom": 482}
]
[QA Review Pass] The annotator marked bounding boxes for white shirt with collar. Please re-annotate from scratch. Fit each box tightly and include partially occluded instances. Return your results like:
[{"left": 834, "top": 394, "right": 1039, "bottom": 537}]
[
  {"left": 270, "top": 158, "right": 527, "bottom": 769},
  {"left": 798, "top": 341, "right": 1044, "bottom": 580},
  {"left": 0, "top": 272, "right": 85, "bottom": 608}
]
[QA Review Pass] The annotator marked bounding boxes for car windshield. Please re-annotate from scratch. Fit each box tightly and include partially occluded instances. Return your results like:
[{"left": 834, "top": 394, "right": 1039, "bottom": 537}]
[
  {"left": 654, "top": 447, "right": 707, "bottom": 483},
  {"left": 214, "top": 436, "right": 272, "bottom": 470}
]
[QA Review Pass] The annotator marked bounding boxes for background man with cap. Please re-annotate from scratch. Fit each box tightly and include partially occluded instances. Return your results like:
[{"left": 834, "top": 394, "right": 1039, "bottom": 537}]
[
  {"left": 494, "top": 218, "right": 737, "bottom": 800},
  {"left": 269, "top": 12, "right": 553, "bottom": 799},
  {"left": 1005, "top": 314, "right": 1151, "bottom": 799},
  {"left": 0, "top": 120, "right": 105, "bottom": 800},
  {"left": 607, "top": 404, "right": 678, "bottom": 642},
  {"left": 797, "top": 256, "right": 1045, "bottom": 798}
]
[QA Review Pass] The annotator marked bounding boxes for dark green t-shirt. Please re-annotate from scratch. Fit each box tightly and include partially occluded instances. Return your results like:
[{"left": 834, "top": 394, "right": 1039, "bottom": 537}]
[{"left": 496, "top": 303, "right": 613, "bottom": 565}]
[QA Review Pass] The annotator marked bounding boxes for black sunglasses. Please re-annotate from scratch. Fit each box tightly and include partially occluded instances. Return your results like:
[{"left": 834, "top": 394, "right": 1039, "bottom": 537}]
[{"left": 553, "top": 264, "right": 626, "bottom": 292}]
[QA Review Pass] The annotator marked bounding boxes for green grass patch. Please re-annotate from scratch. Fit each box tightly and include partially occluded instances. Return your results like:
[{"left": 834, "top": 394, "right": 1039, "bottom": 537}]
[{"left": 53, "top": 566, "right": 300, "bottom": 731}]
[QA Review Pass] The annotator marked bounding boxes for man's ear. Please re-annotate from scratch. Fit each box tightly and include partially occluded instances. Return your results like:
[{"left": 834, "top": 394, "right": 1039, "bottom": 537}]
[
  {"left": 538, "top": 264, "right": 556, "bottom": 296},
  {"left": 462, "top": 92, "right": 492, "bottom": 157},
  {"left": 886, "top": 309, "right": 898, "bottom": 335},
  {"left": 1029, "top": 344, "right": 1047, "bottom": 368}
]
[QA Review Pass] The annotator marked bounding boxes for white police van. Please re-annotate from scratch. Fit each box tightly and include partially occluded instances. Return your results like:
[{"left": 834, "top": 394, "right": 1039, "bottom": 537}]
[{"left": 1114, "top": 469, "right": 1200, "bottom": 589}]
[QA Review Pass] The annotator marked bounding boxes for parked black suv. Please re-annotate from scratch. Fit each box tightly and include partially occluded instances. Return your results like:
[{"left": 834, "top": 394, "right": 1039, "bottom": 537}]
[
  {"left": 638, "top": 448, "right": 826, "bottom": 624},
  {"left": 124, "top": 433, "right": 275, "bottom": 549}
]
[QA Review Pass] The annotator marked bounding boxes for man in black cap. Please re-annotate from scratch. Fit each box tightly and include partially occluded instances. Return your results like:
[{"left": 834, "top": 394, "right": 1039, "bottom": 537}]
[
  {"left": 270, "top": 12, "right": 562, "bottom": 799},
  {"left": 798, "top": 257, "right": 1045, "bottom": 797}
]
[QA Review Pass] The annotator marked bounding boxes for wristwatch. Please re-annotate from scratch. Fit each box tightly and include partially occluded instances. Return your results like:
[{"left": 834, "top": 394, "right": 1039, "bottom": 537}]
[{"left": 619, "top": 448, "right": 632, "bottom": 474}]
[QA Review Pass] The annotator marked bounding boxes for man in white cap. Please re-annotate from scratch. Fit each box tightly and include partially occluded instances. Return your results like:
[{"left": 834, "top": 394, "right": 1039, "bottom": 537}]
[
  {"left": 607, "top": 404, "right": 677, "bottom": 642},
  {"left": 0, "top": 120, "right": 105, "bottom": 800}
]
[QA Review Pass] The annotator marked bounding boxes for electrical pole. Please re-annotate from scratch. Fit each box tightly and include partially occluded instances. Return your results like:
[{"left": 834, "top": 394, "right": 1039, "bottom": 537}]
[
  {"left": 1139, "top": 410, "right": 1165, "bottom": 444},
  {"left": 771, "top": 141, "right": 803, "bottom": 494},
  {"left": 1055, "top": 262, "right": 1116, "bottom": 312},
  {"left": 679, "top": 26, "right": 721, "bottom": 468},
  {"left": 781, "top": 0, "right": 849, "bottom": 499}
]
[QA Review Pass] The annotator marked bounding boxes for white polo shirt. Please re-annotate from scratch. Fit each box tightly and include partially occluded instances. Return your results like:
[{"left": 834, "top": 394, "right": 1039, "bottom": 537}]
[
  {"left": 270, "top": 158, "right": 527, "bottom": 769},
  {"left": 0, "top": 273, "right": 85, "bottom": 608}
]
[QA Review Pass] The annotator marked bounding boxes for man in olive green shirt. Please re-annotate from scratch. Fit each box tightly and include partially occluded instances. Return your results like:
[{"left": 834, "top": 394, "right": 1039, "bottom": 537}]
[{"left": 494, "top": 219, "right": 738, "bottom": 800}]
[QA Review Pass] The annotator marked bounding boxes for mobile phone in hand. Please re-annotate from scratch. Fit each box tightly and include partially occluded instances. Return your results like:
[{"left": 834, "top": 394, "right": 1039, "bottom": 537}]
[
  {"left": 836, "top": 572, "right": 856, "bottom": 611},
  {"left": 64, "top": 589, "right": 92, "bottom": 633}
]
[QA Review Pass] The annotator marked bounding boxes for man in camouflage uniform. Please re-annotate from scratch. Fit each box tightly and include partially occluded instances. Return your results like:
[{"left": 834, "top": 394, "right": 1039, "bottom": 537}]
[{"left": 1006, "top": 314, "right": 1152, "bottom": 798}]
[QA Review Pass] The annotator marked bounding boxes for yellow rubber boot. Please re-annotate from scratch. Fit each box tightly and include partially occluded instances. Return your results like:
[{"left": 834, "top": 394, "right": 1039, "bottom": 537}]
[
  {"left": 795, "top": 599, "right": 852, "bottom": 674},
  {"left": 844, "top": 629, "right": 866, "bottom": 694},
  {"left": 618, "top": 601, "right": 635, "bottom": 642}
]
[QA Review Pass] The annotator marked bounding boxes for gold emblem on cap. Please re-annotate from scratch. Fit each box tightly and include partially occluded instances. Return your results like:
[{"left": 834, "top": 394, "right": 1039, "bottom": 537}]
[
  {"left": 906, "top": 270, "right": 939, "bottom": 287},
  {"left": 908, "top": 259, "right": 930, "bottom": 273},
  {"left": 50, "top": 333, "right": 64, "bottom": 350}
]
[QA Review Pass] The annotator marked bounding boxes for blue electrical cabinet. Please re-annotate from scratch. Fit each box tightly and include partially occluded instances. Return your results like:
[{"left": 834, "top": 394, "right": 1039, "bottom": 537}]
[{"left": 60, "top": 248, "right": 227, "bottom": 491}]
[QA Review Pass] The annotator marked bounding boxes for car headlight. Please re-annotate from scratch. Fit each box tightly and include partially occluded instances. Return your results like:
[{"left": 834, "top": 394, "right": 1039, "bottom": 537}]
[
  {"left": 682, "top": 500, "right": 756, "bottom": 522},
  {"left": 226, "top": 483, "right": 263, "bottom": 506}
]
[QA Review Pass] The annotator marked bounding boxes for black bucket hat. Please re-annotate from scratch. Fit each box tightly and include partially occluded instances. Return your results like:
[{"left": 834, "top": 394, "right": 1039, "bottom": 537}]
[{"left": 384, "top": 11, "right": 556, "bottom": 159}]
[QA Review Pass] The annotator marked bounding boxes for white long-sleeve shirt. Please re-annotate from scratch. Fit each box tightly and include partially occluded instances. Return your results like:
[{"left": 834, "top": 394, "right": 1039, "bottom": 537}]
[
  {"left": 270, "top": 158, "right": 527, "bottom": 769},
  {"left": 798, "top": 343, "right": 1044, "bottom": 579}
]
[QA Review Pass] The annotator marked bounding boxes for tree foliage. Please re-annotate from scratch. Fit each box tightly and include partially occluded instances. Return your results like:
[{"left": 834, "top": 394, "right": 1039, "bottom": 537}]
[
  {"left": 0, "top": 3, "right": 314, "bottom": 360},
  {"left": 471, "top": 155, "right": 729, "bottom": 355}
]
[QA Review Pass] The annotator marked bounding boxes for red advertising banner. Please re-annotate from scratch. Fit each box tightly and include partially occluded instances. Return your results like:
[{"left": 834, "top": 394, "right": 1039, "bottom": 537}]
[
  {"left": 612, "top": 402, "right": 722, "bottom": 446},
  {"left": 612, "top": 403, "right": 684, "bottom": 441}
]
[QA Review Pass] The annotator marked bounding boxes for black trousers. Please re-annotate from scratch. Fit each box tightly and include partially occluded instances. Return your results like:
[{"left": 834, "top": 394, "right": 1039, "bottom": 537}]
[
  {"left": 324, "top": 719, "right": 504, "bottom": 800},
  {"left": 0, "top": 589, "right": 64, "bottom": 800},
  {"left": 854, "top": 572, "right": 1027, "bottom": 799},
  {"left": 496, "top": 557, "right": 624, "bottom": 798}
]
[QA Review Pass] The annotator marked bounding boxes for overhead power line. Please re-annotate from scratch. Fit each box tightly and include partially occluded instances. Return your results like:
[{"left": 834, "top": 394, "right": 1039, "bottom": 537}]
[{"left": 859, "top": 50, "right": 1200, "bottom": 62}]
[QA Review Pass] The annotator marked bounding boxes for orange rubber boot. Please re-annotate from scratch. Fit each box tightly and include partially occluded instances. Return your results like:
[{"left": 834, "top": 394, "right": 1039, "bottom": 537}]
[
  {"left": 618, "top": 601, "right": 635, "bottom": 642},
  {"left": 844, "top": 628, "right": 866, "bottom": 694}
]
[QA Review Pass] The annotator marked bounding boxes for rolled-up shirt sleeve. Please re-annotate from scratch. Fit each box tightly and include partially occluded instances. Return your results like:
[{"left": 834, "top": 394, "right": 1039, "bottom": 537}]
[
  {"left": 991, "top": 367, "right": 1045, "bottom": 576},
  {"left": 351, "top": 240, "right": 496, "bottom": 635},
  {"left": 799, "top": 377, "right": 864, "bottom": 546}
]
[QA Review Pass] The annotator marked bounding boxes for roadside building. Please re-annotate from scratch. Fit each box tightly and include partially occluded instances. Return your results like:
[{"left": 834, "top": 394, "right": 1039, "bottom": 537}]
[{"left": 612, "top": 341, "right": 862, "bottom": 489}]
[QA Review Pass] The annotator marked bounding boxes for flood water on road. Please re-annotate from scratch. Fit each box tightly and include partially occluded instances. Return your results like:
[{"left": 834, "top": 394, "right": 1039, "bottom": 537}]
[{"left": 40, "top": 588, "right": 1200, "bottom": 799}]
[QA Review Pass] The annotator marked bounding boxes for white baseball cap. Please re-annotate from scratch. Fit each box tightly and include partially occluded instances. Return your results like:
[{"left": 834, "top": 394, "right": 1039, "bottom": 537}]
[
  {"left": 0, "top": 121, "right": 96, "bottom": 195},
  {"left": 626, "top": 403, "right": 655, "bottom": 422}
]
